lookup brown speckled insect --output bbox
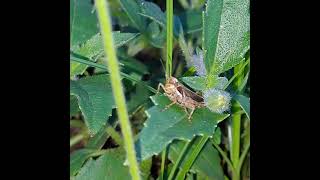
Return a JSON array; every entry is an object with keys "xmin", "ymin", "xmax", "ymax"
[{"xmin": 157, "ymin": 76, "xmax": 205, "ymax": 120}]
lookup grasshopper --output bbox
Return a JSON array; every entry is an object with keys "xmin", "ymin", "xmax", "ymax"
[{"xmin": 157, "ymin": 76, "xmax": 205, "ymax": 120}]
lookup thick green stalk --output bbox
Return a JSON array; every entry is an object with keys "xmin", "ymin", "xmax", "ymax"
[
  {"xmin": 166, "ymin": 0, "xmax": 173, "ymax": 78},
  {"xmin": 95, "ymin": 0, "xmax": 141, "ymax": 180},
  {"xmin": 230, "ymin": 61, "xmax": 245, "ymax": 180}
]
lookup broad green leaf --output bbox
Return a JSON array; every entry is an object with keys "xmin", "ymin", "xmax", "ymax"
[
  {"xmin": 203, "ymin": 0, "xmax": 250, "ymax": 75},
  {"xmin": 70, "ymin": 0, "xmax": 99, "ymax": 47},
  {"xmin": 119, "ymin": 0, "xmax": 146, "ymax": 31},
  {"xmin": 127, "ymin": 82, "xmax": 152, "ymax": 113},
  {"xmin": 135, "ymin": 94, "xmax": 229, "ymax": 161},
  {"xmin": 70, "ymin": 149, "xmax": 98, "ymax": 176},
  {"xmin": 75, "ymin": 148, "xmax": 131, "ymax": 180},
  {"xmin": 181, "ymin": 76, "xmax": 206, "ymax": 91},
  {"xmin": 181, "ymin": 76, "xmax": 228, "ymax": 91},
  {"xmin": 71, "ymin": 32, "xmax": 140, "ymax": 77},
  {"xmin": 146, "ymin": 21, "xmax": 166, "ymax": 48},
  {"xmin": 173, "ymin": 15, "xmax": 184, "ymax": 38},
  {"xmin": 70, "ymin": 75, "xmax": 115, "ymax": 135},
  {"xmin": 139, "ymin": 1, "xmax": 166, "ymax": 27},
  {"xmin": 179, "ymin": 10, "xmax": 203, "ymax": 34},
  {"xmin": 233, "ymin": 94, "xmax": 250, "ymax": 120},
  {"xmin": 70, "ymin": 95, "xmax": 80, "ymax": 116},
  {"xmin": 85, "ymin": 124, "xmax": 109, "ymax": 150},
  {"xmin": 138, "ymin": 2, "xmax": 183, "ymax": 39},
  {"xmin": 168, "ymin": 138, "xmax": 224, "ymax": 180}
]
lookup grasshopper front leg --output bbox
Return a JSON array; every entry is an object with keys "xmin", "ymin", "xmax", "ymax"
[{"xmin": 161, "ymin": 101, "xmax": 176, "ymax": 112}]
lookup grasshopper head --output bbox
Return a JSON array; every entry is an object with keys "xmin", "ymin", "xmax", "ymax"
[
  {"xmin": 167, "ymin": 77, "xmax": 179, "ymax": 85},
  {"xmin": 165, "ymin": 77, "xmax": 179, "ymax": 94}
]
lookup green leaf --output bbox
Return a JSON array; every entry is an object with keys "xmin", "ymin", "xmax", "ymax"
[
  {"xmin": 233, "ymin": 94, "xmax": 250, "ymax": 120},
  {"xmin": 181, "ymin": 76, "xmax": 206, "ymax": 91},
  {"xmin": 168, "ymin": 138, "xmax": 224, "ymax": 180},
  {"xmin": 70, "ymin": 75, "xmax": 115, "ymax": 135},
  {"xmin": 179, "ymin": 10, "xmax": 203, "ymax": 34},
  {"xmin": 181, "ymin": 76, "xmax": 228, "ymax": 91},
  {"xmin": 138, "ymin": 2, "xmax": 183, "ymax": 39},
  {"xmin": 203, "ymin": 0, "xmax": 250, "ymax": 75},
  {"xmin": 75, "ymin": 148, "xmax": 131, "ymax": 180},
  {"xmin": 139, "ymin": 1, "xmax": 166, "ymax": 27},
  {"xmin": 70, "ymin": 0, "xmax": 99, "ymax": 47},
  {"xmin": 140, "ymin": 158, "xmax": 152, "ymax": 180},
  {"xmin": 146, "ymin": 21, "xmax": 166, "ymax": 48},
  {"xmin": 70, "ymin": 95, "xmax": 80, "ymax": 116},
  {"xmin": 213, "ymin": 127, "xmax": 221, "ymax": 145},
  {"xmin": 70, "ymin": 149, "xmax": 98, "ymax": 176},
  {"xmin": 118, "ymin": 51, "xmax": 149, "ymax": 75},
  {"xmin": 127, "ymin": 35, "xmax": 148, "ymax": 56},
  {"xmin": 119, "ymin": 0, "xmax": 146, "ymax": 31},
  {"xmin": 127, "ymin": 82, "xmax": 152, "ymax": 113},
  {"xmin": 85, "ymin": 124, "xmax": 109, "ymax": 150},
  {"xmin": 70, "ymin": 32, "xmax": 140, "ymax": 77},
  {"xmin": 135, "ymin": 94, "xmax": 229, "ymax": 161}
]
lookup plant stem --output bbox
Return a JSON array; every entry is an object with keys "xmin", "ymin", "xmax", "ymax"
[
  {"xmin": 160, "ymin": 147, "xmax": 167, "ymax": 180},
  {"xmin": 230, "ymin": 61, "xmax": 245, "ymax": 180},
  {"xmin": 237, "ymin": 142, "xmax": 250, "ymax": 175},
  {"xmin": 176, "ymin": 136, "xmax": 209, "ymax": 180},
  {"xmin": 91, "ymin": 149, "xmax": 108, "ymax": 157},
  {"xmin": 106, "ymin": 126, "xmax": 124, "ymax": 147},
  {"xmin": 167, "ymin": 140, "xmax": 190, "ymax": 180},
  {"xmin": 223, "ymin": 59, "xmax": 249, "ymax": 90},
  {"xmin": 211, "ymin": 140, "xmax": 237, "ymax": 176},
  {"xmin": 166, "ymin": 0, "xmax": 173, "ymax": 78},
  {"xmin": 70, "ymin": 54, "xmax": 157, "ymax": 93},
  {"xmin": 70, "ymin": 134, "xmax": 85, "ymax": 147},
  {"xmin": 95, "ymin": 0, "xmax": 141, "ymax": 180}
]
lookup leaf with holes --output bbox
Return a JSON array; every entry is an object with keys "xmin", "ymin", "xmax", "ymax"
[
  {"xmin": 203, "ymin": 0, "xmax": 250, "ymax": 75},
  {"xmin": 135, "ymin": 94, "xmax": 229, "ymax": 161},
  {"xmin": 70, "ymin": 74, "xmax": 116, "ymax": 135}
]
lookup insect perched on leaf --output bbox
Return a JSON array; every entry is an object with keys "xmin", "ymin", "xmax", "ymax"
[{"xmin": 157, "ymin": 76, "xmax": 205, "ymax": 121}]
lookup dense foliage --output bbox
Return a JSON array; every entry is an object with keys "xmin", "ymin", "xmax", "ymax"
[{"xmin": 70, "ymin": 0, "xmax": 250, "ymax": 179}]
